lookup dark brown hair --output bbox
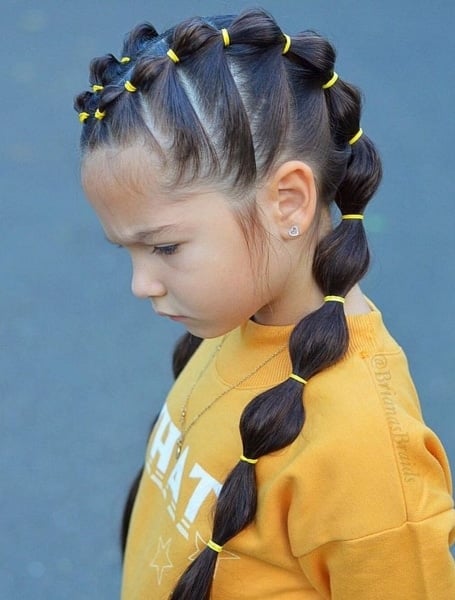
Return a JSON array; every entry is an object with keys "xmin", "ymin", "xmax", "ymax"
[{"xmin": 75, "ymin": 8, "xmax": 382, "ymax": 599}]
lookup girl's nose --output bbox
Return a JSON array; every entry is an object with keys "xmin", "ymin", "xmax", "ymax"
[{"xmin": 130, "ymin": 258, "xmax": 167, "ymax": 299}]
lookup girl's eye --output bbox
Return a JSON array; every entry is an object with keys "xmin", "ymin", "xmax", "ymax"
[{"xmin": 152, "ymin": 244, "xmax": 179, "ymax": 256}]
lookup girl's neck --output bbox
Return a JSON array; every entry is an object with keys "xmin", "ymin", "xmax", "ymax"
[
  {"xmin": 253, "ymin": 283, "xmax": 371, "ymax": 327},
  {"xmin": 344, "ymin": 285, "xmax": 372, "ymax": 315}
]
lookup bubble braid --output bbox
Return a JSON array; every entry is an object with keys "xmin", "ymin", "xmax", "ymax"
[{"xmin": 75, "ymin": 8, "xmax": 382, "ymax": 599}]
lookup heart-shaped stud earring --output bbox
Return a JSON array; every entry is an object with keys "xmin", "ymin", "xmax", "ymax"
[{"xmin": 288, "ymin": 225, "xmax": 300, "ymax": 237}]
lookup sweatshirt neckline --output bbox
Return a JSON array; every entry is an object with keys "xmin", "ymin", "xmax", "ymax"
[
  {"xmin": 237, "ymin": 299, "xmax": 384, "ymax": 358},
  {"xmin": 215, "ymin": 300, "xmax": 386, "ymax": 387}
]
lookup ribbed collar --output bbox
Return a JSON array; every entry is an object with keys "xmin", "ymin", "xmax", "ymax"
[{"xmin": 215, "ymin": 300, "xmax": 388, "ymax": 388}]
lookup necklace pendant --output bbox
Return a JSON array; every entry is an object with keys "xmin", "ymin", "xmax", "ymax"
[{"xmin": 176, "ymin": 438, "xmax": 183, "ymax": 459}]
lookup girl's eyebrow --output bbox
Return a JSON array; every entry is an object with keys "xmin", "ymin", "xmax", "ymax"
[{"xmin": 104, "ymin": 224, "xmax": 181, "ymax": 246}]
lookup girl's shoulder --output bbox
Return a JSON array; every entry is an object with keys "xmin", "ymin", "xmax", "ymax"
[
  {"xmin": 309, "ymin": 300, "xmax": 421, "ymax": 423},
  {"xmin": 271, "ymin": 303, "xmax": 454, "ymax": 554}
]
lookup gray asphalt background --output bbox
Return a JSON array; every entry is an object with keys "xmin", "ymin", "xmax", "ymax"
[{"xmin": 1, "ymin": 0, "xmax": 454, "ymax": 598}]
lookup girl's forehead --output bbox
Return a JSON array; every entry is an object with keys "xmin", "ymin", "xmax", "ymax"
[
  {"xmin": 82, "ymin": 144, "xmax": 160, "ymax": 192},
  {"xmin": 81, "ymin": 143, "xmax": 236, "ymax": 230},
  {"xmin": 81, "ymin": 143, "xmax": 220, "ymax": 203},
  {"xmin": 82, "ymin": 145, "xmax": 246, "ymax": 247}
]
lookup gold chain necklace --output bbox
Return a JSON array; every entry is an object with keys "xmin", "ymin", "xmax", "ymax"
[{"xmin": 175, "ymin": 337, "xmax": 288, "ymax": 459}]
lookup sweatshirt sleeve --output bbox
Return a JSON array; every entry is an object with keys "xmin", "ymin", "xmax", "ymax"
[
  {"xmin": 298, "ymin": 511, "xmax": 455, "ymax": 599},
  {"xmin": 288, "ymin": 349, "xmax": 455, "ymax": 599}
]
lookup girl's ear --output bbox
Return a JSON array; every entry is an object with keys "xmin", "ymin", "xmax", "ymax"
[{"xmin": 261, "ymin": 161, "xmax": 318, "ymax": 239}]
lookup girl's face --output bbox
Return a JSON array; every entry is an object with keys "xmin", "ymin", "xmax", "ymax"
[{"xmin": 82, "ymin": 144, "xmax": 301, "ymax": 339}]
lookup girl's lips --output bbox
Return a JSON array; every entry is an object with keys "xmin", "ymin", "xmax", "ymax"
[{"xmin": 156, "ymin": 312, "xmax": 186, "ymax": 321}]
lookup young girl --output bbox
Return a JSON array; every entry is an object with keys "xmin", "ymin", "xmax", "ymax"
[{"xmin": 75, "ymin": 8, "xmax": 455, "ymax": 599}]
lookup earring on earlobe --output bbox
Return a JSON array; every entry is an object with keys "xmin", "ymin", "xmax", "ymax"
[{"xmin": 288, "ymin": 225, "xmax": 300, "ymax": 237}]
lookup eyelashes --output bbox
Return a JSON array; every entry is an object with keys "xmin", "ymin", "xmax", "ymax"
[
  {"xmin": 152, "ymin": 244, "xmax": 179, "ymax": 256},
  {"xmin": 114, "ymin": 243, "xmax": 180, "ymax": 256}
]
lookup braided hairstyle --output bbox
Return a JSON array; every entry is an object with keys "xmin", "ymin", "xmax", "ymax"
[{"xmin": 75, "ymin": 8, "xmax": 382, "ymax": 599}]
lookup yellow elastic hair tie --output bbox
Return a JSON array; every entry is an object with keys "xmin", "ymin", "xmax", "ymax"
[
  {"xmin": 282, "ymin": 34, "xmax": 291, "ymax": 55},
  {"xmin": 348, "ymin": 128, "xmax": 363, "ymax": 145},
  {"xmin": 221, "ymin": 28, "xmax": 230, "ymax": 47},
  {"xmin": 120, "ymin": 56, "xmax": 131, "ymax": 64},
  {"xmin": 289, "ymin": 373, "xmax": 308, "ymax": 385},
  {"xmin": 124, "ymin": 80, "xmax": 137, "ymax": 93},
  {"xmin": 79, "ymin": 111, "xmax": 90, "ymax": 123},
  {"xmin": 240, "ymin": 454, "xmax": 258, "ymax": 465},
  {"xmin": 324, "ymin": 295, "xmax": 345, "ymax": 304},
  {"xmin": 342, "ymin": 214, "xmax": 364, "ymax": 220},
  {"xmin": 94, "ymin": 108, "xmax": 106, "ymax": 120},
  {"xmin": 167, "ymin": 49, "xmax": 180, "ymax": 64},
  {"xmin": 322, "ymin": 71, "xmax": 339, "ymax": 89},
  {"xmin": 92, "ymin": 84, "xmax": 104, "ymax": 92},
  {"xmin": 207, "ymin": 540, "xmax": 223, "ymax": 553}
]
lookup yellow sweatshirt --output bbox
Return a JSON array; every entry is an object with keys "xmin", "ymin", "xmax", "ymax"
[{"xmin": 122, "ymin": 305, "xmax": 455, "ymax": 599}]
